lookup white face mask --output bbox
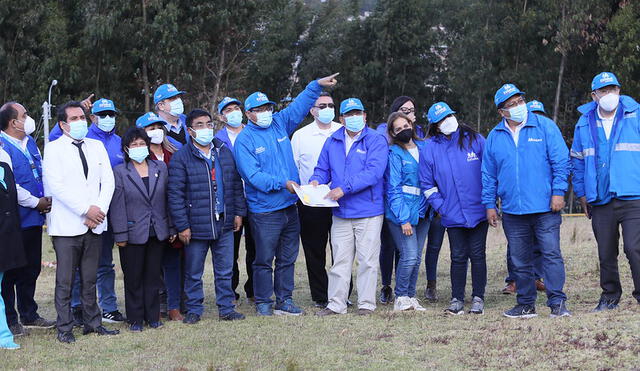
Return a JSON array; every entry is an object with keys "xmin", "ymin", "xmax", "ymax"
[
  {"xmin": 598, "ymin": 93, "xmax": 620, "ymax": 112},
  {"xmin": 439, "ymin": 116, "xmax": 459, "ymax": 135},
  {"xmin": 147, "ymin": 129, "xmax": 165, "ymax": 144},
  {"xmin": 17, "ymin": 116, "xmax": 36, "ymax": 136}
]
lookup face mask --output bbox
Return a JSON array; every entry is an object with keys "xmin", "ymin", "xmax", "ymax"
[
  {"xmin": 344, "ymin": 115, "xmax": 365, "ymax": 132},
  {"xmin": 317, "ymin": 108, "xmax": 335, "ymax": 124},
  {"xmin": 16, "ymin": 116, "xmax": 36, "ymax": 135},
  {"xmin": 169, "ymin": 98, "xmax": 184, "ymax": 116},
  {"xmin": 598, "ymin": 93, "xmax": 620, "ymax": 112},
  {"xmin": 395, "ymin": 128, "xmax": 413, "ymax": 143},
  {"xmin": 127, "ymin": 146, "xmax": 149, "ymax": 163},
  {"xmin": 225, "ymin": 110, "xmax": 243, "ymax": 128},
  {"xmin": 147, "ymin": 129, "xmax": 165, "ymax": 144},
  {"xmin": 439, "ymin": 116, "xmax": 459, "ymax": 135},
  {"xmin": 506, "ymin": 103, "xmax": 527, "ymax": 123},
  {"xmin": 66, "ymin": 120, "xmax": 88, "ymax": 140},
  {"xmin": 192, "ymin": 128, "xmax": 214, "ymax": 146},
  {"xmin": 255, "ymin": 111, "xmax": 273, "ymax": 128},
  {"xmin": 97, "ymin": 116, "xmax": 116, "ymax": 132}
]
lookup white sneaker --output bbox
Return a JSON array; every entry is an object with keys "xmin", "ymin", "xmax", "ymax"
[
  {"xmin": 410, "ymin": 297, "xmax": 427, "ymax": 311},
  {"xmin": 393, "ymin": 296, "xmax": 413, "ymax": 311}
]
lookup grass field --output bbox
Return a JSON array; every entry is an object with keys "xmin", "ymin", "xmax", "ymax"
[{"xmin": 3, "ymin": 217, "xmax": 639, "ymax": 370}]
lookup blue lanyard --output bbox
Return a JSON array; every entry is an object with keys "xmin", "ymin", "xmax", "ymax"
[{"xmin": 1, "ymin": 133, "xmax": 41, "ymax": 181}]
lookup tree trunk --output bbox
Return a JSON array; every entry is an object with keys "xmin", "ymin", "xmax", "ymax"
[
  {"xmin": 212, "ymin": 42, "xmax": 226, "ymax": 106},
  {"xmin": 142, "ymin": 0, "xmax": 150, "ymax": 112},
  {"xmin": 553, "ymin": 51, "xmax": 566, "ymax": 123}
]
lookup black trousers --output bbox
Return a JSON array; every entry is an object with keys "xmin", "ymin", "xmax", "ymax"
[
  {"xmin": 119, "ymin": 237, "xmax": 165, "ymax": 325},
  {"xmin": 232, "ymin": 219, "xmax": 256, "ymax": 299},
  {"xmin": 52, "ymin": 232, "xmax": 102, "ymax": 333},
  {"xmin": 591, "ymin": 199, "xmax": 640, "ymax": 303},
  {"xmin": 1, "ymin": 226, "xmax": 43, "ymax": 325},
  {"xmin": 298, "ymin": 203, "xmax": 333, "ymax": 303}
]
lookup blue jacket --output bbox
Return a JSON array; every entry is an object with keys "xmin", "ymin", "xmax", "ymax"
[
  {"xmin": 49, "ymin": 123, "xmax": 123, "ymax": 168},
  {"xmin": 384, "ymin": 141, "xmax": 427, "ymax": 225},
  {"xmin": 168, "ymin": 138, "xmax": 246, "ymax": 240},
  {"xmin": 481, "ymin": 112, "xmax": 570, "ymax": 215},
  {"xmin": 165, "ymin": 114, "xmax": 190, "ymax": 149},
  {"xmin": 571, "ymin": 96, "xmax": 640, "ymax": 204},
  {"xmin": 215, "ymin": 127, "xmax": 242, "ymax": 153},
  {"xmin": 420, "ymin": 130, "xmax": 486, "ymax": 228},
  {"xmin": 310, "ymin": 126, "xmax": 388, "ymax": 219},
  {"xmin": 234, "ymin": 80, "xmax": 322, "ymax": 213},
  {"xmin": 0, "ymin": 135, "xmax": 44, "ymax": 228}
]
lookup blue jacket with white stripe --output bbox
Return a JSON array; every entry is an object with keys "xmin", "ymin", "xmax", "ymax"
[
  {"xmin": 384, "ymin": 141, "xmax": 427, "ymax": 225},
  {"xmin": 571, "ymin": 95, "xmax": 640, "ymax": 203}
]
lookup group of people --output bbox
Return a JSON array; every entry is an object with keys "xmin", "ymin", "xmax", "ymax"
[{"xmin": 0, "ymin": 71, "xmax": 638, "ymax": 348}]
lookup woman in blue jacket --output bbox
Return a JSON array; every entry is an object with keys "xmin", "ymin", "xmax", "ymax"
[
  {"xmin": 384, "ymin": 112, "xmax": 429, "ymax": 312},
  {"xmin": 420, "ymin": 102, "xmax": 488, "ymax": 315}
]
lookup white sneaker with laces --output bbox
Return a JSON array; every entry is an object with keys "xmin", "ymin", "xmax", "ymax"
[
  {"xmin": 410, "ymin": 297, "xmax": 427, "ymax": 311},
  {"xmin": 393, "ymin": 296, "xmax": 413, "ymax": 311}
]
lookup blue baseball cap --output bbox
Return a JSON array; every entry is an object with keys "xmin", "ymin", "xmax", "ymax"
[
  {"xmin": 427, "ymin": 102, "xmax": 456, "ymax": 124},
  {"xmin": 340, "ymin": 98, "xmax": 365, "ymax": 115},
  {"xmin": 91, "ymin": 98, "xmax": 117, "ymax": 114},
  {"xmin": 153, "ymin": 83, "xmax": 186, "ymax": 105},
  {"xmin": 244, "ymin": 92, "xmax": 276, "ymax": 111},
  {"xmin": 494, "ymin": 83, "xmax": 525, "ymax": 108},
  {"xmin": 217, "ymin": 97, "xmax": 242, "ymax": 114},
  {"xmin": 526, "ymin": 100, "xmax": 546, "ymax": 114},
  {"xmin": 136, "ymin": 112, "xmax": 168, "ymax": 128},
  {"xmin": 591, "ymin": 72, "xmax": 620, "ymax": 91}
]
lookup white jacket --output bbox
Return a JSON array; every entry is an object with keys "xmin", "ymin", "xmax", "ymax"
[{"xmin": 43, "ymin": 134, "xmax": 114, "ymax": 236}]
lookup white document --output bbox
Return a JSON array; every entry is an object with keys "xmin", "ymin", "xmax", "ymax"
[{"xmin": 294, "ymin": 184, "xmax": 339, "ymax": 207}]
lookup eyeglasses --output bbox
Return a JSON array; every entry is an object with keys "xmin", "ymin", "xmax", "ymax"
[
  {"xmin": 96, "ymin": 114, "xmax": 115, "ymax": 119},
  {"xmin": 398, "ymin": 107, "xmax": 415, "ymax": 114},
  {"xmin": 250, "ymin": 105, "xmax": 273, "ymax": 113},
  {"xmin": 315, "ymin": 103, "xmax": 335, "ymax": 109},
  {"xmin": 502, "ymin": 97, "xmax": 526, "ymax": 110},
  {"xmin": 191, "ymin": 122, "xmax": 214, "ymax": 129}
]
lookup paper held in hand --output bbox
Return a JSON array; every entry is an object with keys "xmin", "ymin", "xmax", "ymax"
[{"xmin": 294, "ymin": 184, "xmax": 339, "ymax": 207}]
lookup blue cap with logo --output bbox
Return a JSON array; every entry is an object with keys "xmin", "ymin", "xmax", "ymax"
[
  {"xmin": 427, "ymin": 102, "xmax": 456, "ymax": 124},
  {"xmin": 494, "ymin": 83, "xmax": 525, "ymax": 108},
  {"xmin": 153, "ymin": 83, "xmax": 186, "ymax": 105},
  {"xmin": 217, "ymin": 97, "xmax": 242, "ymax": 114},
  {"xmin": 526, "ymin": 100, "xmax": 546, "ymax": 114},
  {"xmin": 136, "ymin": 112, "xmax": 168, "ymax": 128},
  {"xmin": 591, "ymin": 72, "xmax": 620, "ymax": 91},
  {"xmin": 91, "ymin": 98, "xmax": 117, "ymax": 114},
  {"xmin": 244, "ymin": 92, "xmax": 276, "ymax": 111},
  {"xmin": 340, "ymin": 98, "xmax": 365, "ymax": 115}
]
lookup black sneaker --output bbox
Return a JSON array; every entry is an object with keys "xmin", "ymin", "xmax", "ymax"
[
  {"xmin": 148, "ymin": 321, "xmax": 164, "ymax": 329},
  {"xmin": 550, "ymin": 301, "xmax": 572, "ymax": 318},
  {"xmin": 129, "ymin": 323, "xmax": 143, "ymax": 332},
  {"xmin": 102, "ymin": 310, "xmax": 125, "ymax": 323},
  {"xmin": 72, "ymin": 306, "xmax": 84, "ymax": 328},
  {"xmin": 183, "ymin": 313, "xmax": 201, "ymax": 324},
  {"xmin": 23, "ymin": 316, "xmax": 56, "ymax": 329},
  {"xmin": 57, "ymin": 330, "xmax": 75, "ymax": 344},
  {"xmin": 313, "ymin": 301, "xmax": 328, "ymax": 308},
  {"xmin": 83, "ymin": 325, "xmax": 120, "ymax": 336},
  {"xmin": 379, "ymin": 285, "xmax": 394, "ymax": 304},
  {"xmin": 9, "ymin": 323, "xmax": 26, "ymax": 337},
  {"xmin": 592, "ymin": 299, "xmax": 619, "ymax": 312},
  {"xmin": 219, "ymin": 311, "xmax": 245, "ymax": 321},
  {"xmin": 503, "ymin": 304, "xmax": 538, "ymax": 318}
]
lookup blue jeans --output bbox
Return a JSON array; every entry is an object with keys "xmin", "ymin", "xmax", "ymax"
[
  {"xmin": 162, "ymin": 245, "xmax": 182, "ymax": 311},
  {"xmin": 183, "ymin": 231, "xmax": 235, "ymax": 316},
  {"xmin": 249, "ymin": 205, "xmax": 300, "ymax": 305},
  {"xmin": 0, "ymin": 272, "xmax": 17, "ymax": 348},
  {"xmin": 506, "ymin": 238, "xmax": 543, "ymax": 282},
  {"xmin": 379, "ymin": 221, "xmax": 398, "ymax": 287},
  {"xmin": 388, "ymin": 218, "xmax": 430, "ymax": 297},
  {"xmin": 71, "ymin": 229, "xmax": 118, "ymax": 312},
  {"xmin": 425, "ymin": 216, "xmax": 445, "ymax": 281},
  {"xmin": 447, "ymin": 222, "xmax": 488, "ymax": 301},
  {"xmin": 502, "ymin": 212, "xmax": 567, "ymax": 307}
]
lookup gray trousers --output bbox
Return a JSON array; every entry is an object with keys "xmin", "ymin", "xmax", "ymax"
[
  {"xmin": 591, "ymin": 199, "xmax": 640, "ymax": 303},
  {"xmin": 52, "ymin": 232, "xmax": 102, "ymax": 332}
]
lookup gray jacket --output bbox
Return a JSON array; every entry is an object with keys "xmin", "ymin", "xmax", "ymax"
[{"xmin": 110, "ymin": 159, "xmax": 174, "ymax": 245}]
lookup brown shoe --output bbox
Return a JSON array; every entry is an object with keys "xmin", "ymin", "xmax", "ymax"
[
  {"xmin": 315, "ymin": 308, "xmax": 339, "ymax": 317},
  {"xmin": 502, "ymin": 281, "xmax": 516, "ymax": 295},
  {"xmin": 535, "ymin": 279, "xmax": 546, "ymax": 292},
  {"xmin": 357, "ymin": 308, "xmax": 374, "ymax": 316},
  {"xmin": 168, "ymin": 309, "xmax": 184, "ymax": 321}
]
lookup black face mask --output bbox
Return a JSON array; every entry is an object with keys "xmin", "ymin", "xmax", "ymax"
[{"xmin": 395, "ymin": 128, "xmax": 413, "ymax": 143}]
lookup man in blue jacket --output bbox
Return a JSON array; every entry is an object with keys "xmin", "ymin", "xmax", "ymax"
[
  {"xmin": 168, "ymin": 109, "xmax": 247, "ymax": 323},
  {"xmin": 0, "ymin": 102, "xmax": 55, "ymax": 335},
  {"xmin": 482, "ymin": 83, "xmax": 571, "ymax": 318},
  {"xmin": 571, "ymin": 72, "xmax": 640, "ymax": 311},
  {"xmin": 234, "ymin": 73, "xmax": 339, "ymax": 316},
  {"xmin": 154, "ymin": 83, "xmax": 190, "ymax": 149},
  {"xmin": 311, "ymin": 98, "xmax": 388, "ymax": 316}
]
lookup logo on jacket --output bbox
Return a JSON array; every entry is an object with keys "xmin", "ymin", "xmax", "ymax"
[
  {"xmin": 255, "ymin": 146, "xmax": 266, "ymax": 154},
  {"xmin": 277, "ymin": 136, "xmax": 287, "ymax": 142},
  {"xmin": 624, "ymin": 112, "xmax": 637, "ymax": 119},
  {"xmin": 528, "ymin": 138, "xmax": 542, "ymax": 142},
  {"xmin": 356, "ymin": 149, "xmax": 366, "ymax": 154},
  {"xmin": 466, "ymin": 151, "xmax": 479, "ymax": 162}
]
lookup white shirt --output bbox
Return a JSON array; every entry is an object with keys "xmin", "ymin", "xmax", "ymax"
[
  {"xmin": 408, "ymin": 146, "xmax": 419, "ymax": 163},
  {"xmin": 0, "ymin": 133, "xmax": 41, "ymax": 208},
  {"xmin": 597, "ymin": 108, "xmax": 616, "ymax": 140},
  {"xmin": 345, "ymin": 130, "xmax": 362, "ymax": 156},
  {"xmin": 43, "ymin": 134, "xmax": 115, "ymax": 236},
  {"xmin": 291, "ymin": 121, "xmax": 341, "ymax": 184},
  {"xmin": 507, "ymin": 116, "xmax": 527, "ymax": 147},
  {"xmin": 226, "ymin": 127, "xmax": 241, "ymax": 147}
]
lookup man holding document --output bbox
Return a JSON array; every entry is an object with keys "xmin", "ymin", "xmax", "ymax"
[{"xmin": 309, "ymin": 98, "xmax": 388, "ymax": 316}]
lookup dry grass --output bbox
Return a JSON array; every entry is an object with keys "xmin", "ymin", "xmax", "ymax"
[{"xmin": 3, "ymin": 217, "xmax": 639, "ymax": 370}]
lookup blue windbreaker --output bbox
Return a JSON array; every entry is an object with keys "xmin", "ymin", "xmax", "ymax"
[
  {"xmin": 234, "ymin": 80, "xmax": 322, "ymax": 213},
  {"xmin": 420, "ymin": 129, "xmax": 486, "ymax": 228},
  {"xmin": 384, "ymin": 141, "xmax": 427, "ymax": 225},
  {"xmin": 481, "ymin": 112, "xmax": 570, "ymax": 215},
  {"xmin": 310, "ymin": 126, "xmax": 388, "ymax": 219}
]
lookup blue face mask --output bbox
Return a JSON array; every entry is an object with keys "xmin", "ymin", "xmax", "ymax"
[
  {"xmin": 507, "ymin": 103, "xmax": 527, "ymax": 123},
  {"xmin": 97, "ymin": 116, "xmax": 116, "ymax": 132},
  {"xmin": 225, "ymin": 110, "xmax": 243, "ymax": 128},
  {"xmin": 317, "ymin": 108, "xmax": 335, "ymax": 124},
  {"xmin": 128, "ymin": 146, "xmax": 149, "ymax": 163},
  {"xmin": 67, "ymin": 120, "xmax": 88, "ymax": 140},
  {"xmin": 255, "ymin": 111, "xmax": 273, "ymax": 128},
  {"xmin": 192, "ymin": 128, "xmax": 214, "ymax": 146},
  {"xmin": 169, "ymin": 98, "xmax": 184, "ymax": 116},
  {"xmin": 344, "ymin": 114, "xmax": 365, "ymax": 132}
]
